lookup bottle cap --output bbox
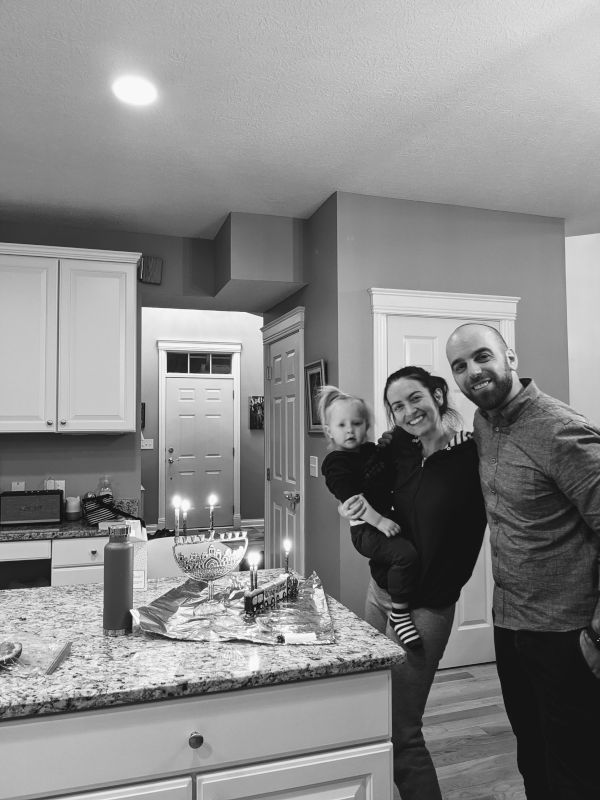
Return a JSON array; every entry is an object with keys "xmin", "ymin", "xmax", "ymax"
[{"xmin": 108, "ymin": 525, "xmax": 128, "ymax": 541}]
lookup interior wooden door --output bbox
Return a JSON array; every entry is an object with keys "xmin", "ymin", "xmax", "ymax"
[
  {"xmin": 265, "ymin": 329, "xmax": 304, "ymax": 573},
  {"xmin": 165, "ymin": 375, "xmax": 234, "ymax": 530}
]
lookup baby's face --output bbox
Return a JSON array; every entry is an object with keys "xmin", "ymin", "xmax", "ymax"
[{"xmin": 325, "ymin": 400, "xmax": 368, "ymax": 451}]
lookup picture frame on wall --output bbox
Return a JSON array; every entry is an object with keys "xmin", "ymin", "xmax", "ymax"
[
  {"xmin": 249, "ymin": 395, "xmax": 264, "ymax": 430},
  {"xmin": 305, "ymin": 359, "xmax": 327, "ymax": 434}
]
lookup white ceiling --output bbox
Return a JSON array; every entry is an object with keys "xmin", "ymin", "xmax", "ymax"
[{"xmin": 1, "ymin": 0, "xmax": 599, "ymax": 239}]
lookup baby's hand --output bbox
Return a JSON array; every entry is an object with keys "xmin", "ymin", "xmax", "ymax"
[
  {"xmin": 377, "ymin": 429, "xmax": 394, "ymax": 448},
  {"xmin": 339, "ymin": 494, "xmax": 366, "ymax": 520},
  {"xmin": 378, "ymin": 518, "xmax": 401, "ymax": 538}
]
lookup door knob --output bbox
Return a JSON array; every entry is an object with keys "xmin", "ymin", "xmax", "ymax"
[
  {"xmin": 168, "ymin": 457, "xmax": 174, "ymax": 464},
  {"xmin": 283, "ymin": 491, "xmax": 301, "ymax": 511}
]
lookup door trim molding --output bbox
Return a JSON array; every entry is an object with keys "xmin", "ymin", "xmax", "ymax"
[
  {"xmin": 261, "ymin": 308, "xmax": 306, "ymax": 575},
  {"xmin": 157, "ymin": 339, "xmax": 242, "ymax": 529},
  {"xmin": 368, "ymin": 288, "xmax": 520, "ymax": 436}
]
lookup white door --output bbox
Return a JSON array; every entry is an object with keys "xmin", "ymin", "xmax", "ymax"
[
  {"xmin": 0, "ymin": 254, "xmax": 58, "ymax": 432},
  {"xmin": 386, "ymin": 314, "xmax": 495, "ymax": 668},
  {"xmin": 264, "ymin": 328, "xmax": 304, "ymax": 573},
  {"xmin": 165, "ymin": 376, "xmax": 234, "ymax": 530}
]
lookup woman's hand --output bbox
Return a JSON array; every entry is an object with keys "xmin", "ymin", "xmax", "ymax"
[
  {"xmin": 339, "ymin": 494, "xmax": 366, "ymax": 520},
  {"xmin": 580, "ymin": 629, "xmax": 600, "ymax": 679}
]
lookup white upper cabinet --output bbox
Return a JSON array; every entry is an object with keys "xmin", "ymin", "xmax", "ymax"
[
  {"xmin": 0, "ymin": 243, "xmax": 140, "ymax": 433},
  {"xmin": 0, "ymin": 252, "xmax": 58, "ymax": 432}
]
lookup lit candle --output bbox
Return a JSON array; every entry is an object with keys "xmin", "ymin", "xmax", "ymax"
[
  {"xmin": 181, "ymin": 499, "xmax": 190, "ymax": 535},
  {"xmin": 207, "ymin": 493, "xmax": 218, "ymax": 531},
  {"xmin": 247, "ymin": 551, "xmax": 260, "ymax": 590},
  {"xmin": 283, "ymin": 538, "xmax": 292, "ymax": 573},
  {"xmin": 173, "ymin": 495, "xmax": 181, "ymax": 535}
]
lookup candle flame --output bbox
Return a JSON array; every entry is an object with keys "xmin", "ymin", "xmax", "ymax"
[
  {"xmin": 172, "ymin": 495, "xmax": 182, "ymax": 508},
  {"xmin": 247, "ymin": 551, "xmax": 260, "ymax": 568},
  {"xmin": 208, "ymin": 493, "xmax": 218, "ymax": 507},
  {"xmin": 181, "ymin": 499, "xmax": 191, "ymax": 512},
  {"xmin": 283, "ymin": 538, "xmax": 292, "ymax": 554}
]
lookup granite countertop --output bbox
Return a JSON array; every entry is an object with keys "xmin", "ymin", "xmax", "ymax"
[
  {"xmin": 0, "ymin": 574, "xmax": 404, "ymax": 721},
  {"xmin": 0, "ymin": 499, "xmax": 140, "ymax": 542}
]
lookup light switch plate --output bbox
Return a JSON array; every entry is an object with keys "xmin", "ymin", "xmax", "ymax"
[
  {"xmin": 54, "ymin": 479, "xmax": 66, "ymax": 494},
  {"xmin": 11, "ymin": 481, "xmax": 25, "ymax": 491},
  {"xmin": 44, "ymin": 479, "xmax": 55, "ymax": 490},
  {"xmin": 309, "ymin": 456, "xmax": 319, "ymax": 477},
  {"xmin": 141, "ymin": 438, "xmax": 154, "ymax": 450}
]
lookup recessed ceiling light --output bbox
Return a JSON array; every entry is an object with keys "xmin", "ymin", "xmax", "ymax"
[{"xmin": 112, "ymin": 75, "xmax": 158, "ymax": 106}]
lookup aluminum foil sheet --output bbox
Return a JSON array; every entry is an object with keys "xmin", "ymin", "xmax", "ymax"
[{"xmin": 131, "ymin": 571, "xmax": 335, "ymax": 645}]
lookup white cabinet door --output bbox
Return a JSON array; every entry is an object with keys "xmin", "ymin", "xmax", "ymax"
[
  {"xmin": 58, "ymin": 258, "xmax": 137, "ymax": 432},
  {"xmin": 196, "ymin": 743, "xmax": 393, "ymax": 800},
  {"xmin": 0, "ymin": 253, "xmax": 58, "ymax": 432},
  {"xmin": 54, "ymin": 777, "xmax": 192, "ymax": 800}
]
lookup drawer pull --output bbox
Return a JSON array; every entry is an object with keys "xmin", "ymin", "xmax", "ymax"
[
  {"xmin": 188, "ymin": 732, "xmax": 204, "ymax": 749},
  {"xmin": 90, "ymin": 549, "xmax": 98, "ymax": 556}
]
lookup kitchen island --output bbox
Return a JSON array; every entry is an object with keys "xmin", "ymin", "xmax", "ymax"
[{"xmin": 0, "ymin": 575, "xmax": 403, "ymax": 800}]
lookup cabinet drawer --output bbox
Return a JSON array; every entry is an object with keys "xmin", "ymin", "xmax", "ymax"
[
  {"xmin": 0, "ymin": 539, "xmax": 51, "ymax": 561},
  {"xmin": 196, "ymin": 743, "xmax": 392, "ymax": 799},
  {"xmin": 0, "ymin": 671, "xmax": 392, "ymax": 800},
  {"xmin": 52, "ymin": 537, "xmax": 108, "ymax": 567},
  {"xmin": 51, "ymin": 565, "xmax": 104, "ymax": 586}
]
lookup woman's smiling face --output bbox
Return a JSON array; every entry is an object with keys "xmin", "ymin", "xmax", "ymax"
[{"xmin": 385, "ymin": 377, "xmax": 443, "ymax": 438}]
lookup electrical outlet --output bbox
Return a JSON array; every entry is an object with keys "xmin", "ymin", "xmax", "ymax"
[
  {"xmin": 309, "ymin": 456, "xmax": 319, "ymax": 477},
  {"xmin": 11, "ymin": 481, "xmax": 25, "ymax": 491},
  {"xmin": 141, "ymin": 438, "xmax": 154, "ymax": 450},
  {"xmin": 54, "ymin": 479, "xmax": 66, "ymax": 494}
]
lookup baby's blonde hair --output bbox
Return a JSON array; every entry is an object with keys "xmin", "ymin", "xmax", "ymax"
[{"xmin": 317, "ymin": 385, "xmax": 372, "ymax": 447}]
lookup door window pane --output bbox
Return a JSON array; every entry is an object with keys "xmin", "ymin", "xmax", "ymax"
[
  {"xmin": 212, "ymin": 354, "xmax": 232, "ymax": 374},
  {"xmin": 166, "ymin": 352, "xmax": 188, "ymax": 373},
  {"xmin": 190, "ymin": 353, "xmax": 210, "ymax": 373}
]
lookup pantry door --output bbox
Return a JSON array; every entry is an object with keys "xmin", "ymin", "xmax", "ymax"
[
  {"xmin": 262, "ymin": 308, "xmax": 305, "ymax": 576},
  {"xmin": 370, "ymin": 288, "xmax": 519, "ymax": 668}
]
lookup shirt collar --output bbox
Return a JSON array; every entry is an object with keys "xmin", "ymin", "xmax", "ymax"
[{"xmin": 479, "ymin": 378, "xmax": 539, "ymax": 425}]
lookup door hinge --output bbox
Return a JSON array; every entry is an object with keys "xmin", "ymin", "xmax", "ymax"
[
  {"xmin": 265, "ymin": 366, "xmax": 272, "ymax": 381},
  {"xmin": 266, "ymin": 467, "xmax": 271, "ymax": 481}
]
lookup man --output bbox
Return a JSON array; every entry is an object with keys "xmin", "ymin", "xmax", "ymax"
[{"xmin": 446, "ymin": 322, "xmax": 600, "ymax": 800}]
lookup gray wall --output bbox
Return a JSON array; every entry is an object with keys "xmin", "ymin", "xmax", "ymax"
[
  {"xmin": 268, "ymin": 192, "xmax": 567, "ymax": 617},
  {"xmin": 141, "ymin": 308, "xmax": 264, "ymax": 524},
  {"xmin": 334, "ymin": 192, "xmax": 566, "ymax": 615}
]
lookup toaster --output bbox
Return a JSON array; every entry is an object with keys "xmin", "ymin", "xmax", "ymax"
[{"xmin": 0, "ymin": 490, "xmax": 63, "ymax": 525}]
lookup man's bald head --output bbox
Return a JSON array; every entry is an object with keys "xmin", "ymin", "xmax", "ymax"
[{"xmin": 446, "ymin": 323, "xmax": 520, "ymax": 412}]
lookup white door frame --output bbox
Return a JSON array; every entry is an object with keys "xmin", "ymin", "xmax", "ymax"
[
  {"xmin": 369, "ymin": 288, "xmax": 520, "ymax": 436},
  {"xmin": 157, "ymin": 339, "xmax": 242, "ymax": 529},
  {"xmin": 261, "ymin": 307, "xmax": 306, "ymax": 575}
]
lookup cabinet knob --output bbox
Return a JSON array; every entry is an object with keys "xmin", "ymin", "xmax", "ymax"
[
  {"xmin": 90, "ymin": 549, "xmax": 98, "ymax": 556},
  {"xmin": 188, "ymin": 732, "xmax": 204, "ymax": 749},
  {"xmin": 47, "ymin": 420, "xmax": 53, "ymax": 426},
  {"xmin": 60, "ymin": 420, "xmax": 67, "ymax": 425}
]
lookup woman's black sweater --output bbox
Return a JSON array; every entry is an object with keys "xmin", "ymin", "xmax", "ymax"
[{"xmin": 368, "ymin": 429, "xmax": 487, "ymax": 609}]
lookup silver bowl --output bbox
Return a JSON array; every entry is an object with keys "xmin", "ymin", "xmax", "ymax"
[{"xmin": 172, "ymin": 530, "xmax": 248, "ymax": 600}]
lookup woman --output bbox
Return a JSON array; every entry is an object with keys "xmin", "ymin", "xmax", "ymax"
[{"xmin": 341, "ymin": 366, "xmax": 487, "ymax": 800}]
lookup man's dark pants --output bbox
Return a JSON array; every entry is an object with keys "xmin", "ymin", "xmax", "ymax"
[{"xmin": 494, "ymin": 626, "xmax": 600, "ymax": 800}]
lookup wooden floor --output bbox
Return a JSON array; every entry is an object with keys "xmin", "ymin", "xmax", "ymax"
[{"xmin": 423, "ymin": 662, "xmax": 525, "ymax": 800}]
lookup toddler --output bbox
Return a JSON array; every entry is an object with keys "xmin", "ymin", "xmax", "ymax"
[{"xmin": 318, "ymin": 386, "xmax": 421, "ymax": 649}]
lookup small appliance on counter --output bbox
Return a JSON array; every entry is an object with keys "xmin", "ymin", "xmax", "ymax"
[{"xmin": 0, "ymin": 490, "xmax": 63, "ymax": 526}]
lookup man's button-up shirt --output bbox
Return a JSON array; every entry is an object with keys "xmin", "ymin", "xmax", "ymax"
[{"xmin": 474, "ymin": 379, "xmax": 600, "ymax": 631}]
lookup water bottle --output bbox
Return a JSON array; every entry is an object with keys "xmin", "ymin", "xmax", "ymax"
[
  {"xmin": 98, "ymin": 475, "xmax": 114, "ymax": 500},
  {"xmin": 103, "ymin": 525, "xmax": 133, "ymax": 636}
]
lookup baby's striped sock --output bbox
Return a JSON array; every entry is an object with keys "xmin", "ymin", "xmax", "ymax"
[{"xmin": 389, "ymin": 609, "xmax": 422, "ymax": 650}]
